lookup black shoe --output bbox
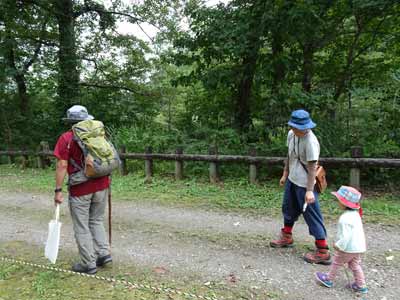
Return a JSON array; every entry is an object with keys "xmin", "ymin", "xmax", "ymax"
[
  {"xmin": 96, "ymin": 254, "xmax": 112, "ymax": 267},
  {"xmin": 72, "ymin": 263, "xmax": 97, "ymax": 275}
]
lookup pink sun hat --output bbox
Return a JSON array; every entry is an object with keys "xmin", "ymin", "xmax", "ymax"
[{"xmin": 331, "ymin": 186, "xmax": 362, "ymax": 209}]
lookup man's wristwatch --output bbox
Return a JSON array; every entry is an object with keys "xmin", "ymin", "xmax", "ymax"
[{"xmin": 54, "ymin": 188, "xmax": 62, "ymax": 193}]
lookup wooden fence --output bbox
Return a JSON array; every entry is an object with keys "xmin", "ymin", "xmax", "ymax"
[{"xmin": 1, "ymin": 144, "xmax": 399, "ymax": 189}]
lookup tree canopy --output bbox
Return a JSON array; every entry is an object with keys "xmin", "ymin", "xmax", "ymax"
[{"xmin": 0, "ymin": 0, "xmax": 399, "ymax": 159}]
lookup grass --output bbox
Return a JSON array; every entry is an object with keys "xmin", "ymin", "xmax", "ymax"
[
  {"xmin": 0, "ymin": 164, "xmax": 399, "ymax": 224},
  {"xmin": 0, "ymin": 261, "xmax": 162, "ymax": 300},
  {"xmin": 0, "ymin": 241, "xmax": 281, "ymax": 300}
]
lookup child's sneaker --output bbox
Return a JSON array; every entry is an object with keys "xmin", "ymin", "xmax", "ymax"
[
  {"xmin": 315, "ymin": 272, "xmax": 333, "ymax": 288},
  {"xmin": 346, "ymin": 282, "xmax": 368, "ymax": 294}
]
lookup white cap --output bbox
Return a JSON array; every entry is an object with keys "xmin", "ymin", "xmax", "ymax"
[{"xmin": 63, "ymin": 105, "xmax": 94, "ymax": 122}]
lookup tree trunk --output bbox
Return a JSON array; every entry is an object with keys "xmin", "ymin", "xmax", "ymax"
[
  {"xmin": 271, "ymin": 32, "xmax": 285, "ymax": 96},
  {"xmin": 14, "ymin": 73, "xmax": 29, "ymax": 115},
  {"xmin": 4, "ymin": 29, "xmax": 30, "ymax": 116},
  {"xmin": 302, "ymin": 42, "xmax": 314, "ymax": 93},
  {"xmin": 235, "ymin": 55, "xmax": 256, "ymax": 132},
  {"xmin": 333, "ymin": 16, "xmax": 364, "ymax": 103},
  {"xmin": 53, "ymin": 0, "xmax": 80, "ymax": 112},
  {"xmin": 268, "ymin": 31, "xmax": 286, "ymax": 131},
  {"xmin": 234, "ymin": 1, "xmax": 268, "ymax": 133}
]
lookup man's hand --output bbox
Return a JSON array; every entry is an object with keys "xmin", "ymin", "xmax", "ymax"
[
  {"xmin": 55, "ymin": 159, "xmax": 68, "ymax": 205},
  {"xmin": 279, "ymin": 175, "xmax": 287, "ymax": 186},
  {"xmin": 305, "ymin": 191, "xmax": 315, "ymax": 204},
  {"xmin": 280, "ymin": 159, "xmax": 289, "ymax": 187},
  {"xmin": 279, "ymin": 170, "xmax": 288, "ymax": 186},
  {"xmin": 54, "ymin": 191, "xmax": 64, "ymax": 204}
]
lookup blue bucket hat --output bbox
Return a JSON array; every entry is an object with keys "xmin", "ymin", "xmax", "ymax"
[{"xmin": 288, "ymin": 109, "xmax": 316, "ymax": 130}]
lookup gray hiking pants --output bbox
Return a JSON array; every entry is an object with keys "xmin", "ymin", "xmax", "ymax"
[{"xmin": 69, "ymin": 189, "xmax": 110, "ymax": 268}]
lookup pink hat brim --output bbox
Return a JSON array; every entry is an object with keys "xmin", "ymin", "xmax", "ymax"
[{"xmin": 331, "ymin": 191, "xmax": 360, "ymax": 209}]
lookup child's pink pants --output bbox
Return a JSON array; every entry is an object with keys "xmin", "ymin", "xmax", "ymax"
[{"xmin": 327, "ymin": 250, "xmax": 365, "ymax": 287}]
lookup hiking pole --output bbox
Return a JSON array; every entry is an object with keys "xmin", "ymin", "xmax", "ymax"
[{"xmin": 108, "ymin": 176, "xmax": 112, "ymax": 248}]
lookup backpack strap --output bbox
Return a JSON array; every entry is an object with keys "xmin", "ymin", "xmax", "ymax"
[
  {"xmin": 293, "ymin": 136, "xmax": 318, "ymax": 173},
  {"xmin": 69, "ymin": 158, "xmax": 83, "ymax": 171},
  {"xmin": 66, "ymin": 134, "xmax": 86, "ymax": 173}
]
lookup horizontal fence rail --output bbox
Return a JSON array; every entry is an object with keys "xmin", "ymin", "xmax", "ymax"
[
  {"xmin": 1, "ymin": 150, "xmax": 400, "ymax": 167},
  {"xmin": 1, "ymin": 145, "xmax": 399, "ymax": 189}
]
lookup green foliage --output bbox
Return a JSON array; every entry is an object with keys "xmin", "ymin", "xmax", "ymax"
[
  {"xmin": 0, "ymin": 0, "xmax": 399, "ymax": 186},
  {"xmin": 114, "ymin": 124, "xmax": 182, "ymax": 153},
  {"xmin": 32, "ymin": 271, "xmax": 56, "ymax": 296},
  {"xmin": 0, "ymin": 264, "xmax": 21, "ymax": 280},
  {"xmin": 168, "ymin": 0, "xmax": 400, "ymax": 162}
]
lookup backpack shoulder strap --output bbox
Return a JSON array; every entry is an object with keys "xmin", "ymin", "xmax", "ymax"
[
  {"xmin": 294, "ymin": 136, "xmax": 319, "ymax": 173},
  {"xmin": 69, "ymin": 157, "xmax": 83, "ymax": 171},
  {"xmin": 67, "ymin": 132, "xmax": 85, "ymax": 171}
]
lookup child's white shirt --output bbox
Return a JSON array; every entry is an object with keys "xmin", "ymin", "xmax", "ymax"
[{"xmin": 335, "ymin": 210, "xmax": 366, "ymax": 253}]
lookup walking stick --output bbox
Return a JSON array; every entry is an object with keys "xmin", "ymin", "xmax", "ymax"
[{"xmin": 108, "ymin": 177, "xmax": 112, "ymax": 248}]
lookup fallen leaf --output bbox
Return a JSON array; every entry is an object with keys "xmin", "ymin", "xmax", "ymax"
[
  {"xmin": 153, "ymin": 266, "xmax": 168, "ymax": 274},
  {"xmin": 226, "ymin": 273, "xmax": 238, "ymax": 283},
  {"xmin": 386, "ymin": 256, "xmax": 394, "ymax": 261}
]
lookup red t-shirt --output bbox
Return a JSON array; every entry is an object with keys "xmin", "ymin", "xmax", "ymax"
[{"xmin": 54, "ymin": 131, "xmax": 110, "ymax": 197}]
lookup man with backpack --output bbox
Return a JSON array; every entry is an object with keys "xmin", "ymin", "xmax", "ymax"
[{"xmin": 54, "ymin": 105, "xmax": 114, "ymax": 274}]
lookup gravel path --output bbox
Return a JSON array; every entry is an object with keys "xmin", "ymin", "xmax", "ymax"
[{"xmin": 0, "ymin": 190, "xmax": 398, "ymax": 300}]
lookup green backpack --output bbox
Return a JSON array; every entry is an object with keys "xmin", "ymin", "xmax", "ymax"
[{"xmin": 68, "ymin": 120, "xmax": 120, "ymax": 186}]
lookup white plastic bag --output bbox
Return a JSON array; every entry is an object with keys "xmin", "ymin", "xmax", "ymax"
[{"xmin": 45, "ymin": 205, "xmax": 62, "ymax": 264}]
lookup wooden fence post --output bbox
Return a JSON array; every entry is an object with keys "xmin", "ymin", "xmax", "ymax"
[
  {"xmin": 43, "ymin": 141, "xmax": 51, "ymax": 168},
  {"xmin": 175, "ymin": 146, "xmax": 184, "ymax": 180},
  {"xmin": 21, "ymin": 147, "xmax": 29, "ymax": 169},
  {"xmin": 37, "ymin": 143, "xmax": 43, "ymax": 168},
  {"xmin": 209, "ymin": 146, "xmax": 219, "ymax": 184},
  {"xmin": 350, "ymin": 146, "xmax": 363, "ymax": 189},
  {"xmin": 119, "ymin": 145, "xmax": 128, "ymax": 176},
  {"xmin": 37, "ymin": 141, "xmax": 50, "ymax": 169},
  {"xmin": 7, "ymin": 147, "xmax": 14, "ymax": 164},
  {"xmin": 144, "ymin": 146, "xmax": 153, "ymax": 183},
  {"xmin": 249, "ymin": 148, "xmax": 258, "ymax": 184}
]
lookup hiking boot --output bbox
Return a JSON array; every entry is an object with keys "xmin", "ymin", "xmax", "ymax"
[
  {"xmin": 270, "ymin": 231, "xmax": 294, "ymax": 248},
  {"xmin": 72, "ymin": 263, "xmax": 97, "ymax": 275},
  {"xmin": 96, "ymin": 254, "xmax": 112, "ymax": 267},
  {"xmin": 303, "ymin": 247, "xmax": 331, "ymax": 265},
  {"xmin": 346, "ymin": 282, "xmax": 368, "ymax": 294},
  {"xmin": 315, "ymin": 272, "xmax": 333, "ymax": 288}
]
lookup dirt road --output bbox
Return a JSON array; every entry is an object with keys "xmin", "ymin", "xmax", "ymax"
[{"xmin": 0, "ymin": 190, "xmax": 398, "ymax": 300}]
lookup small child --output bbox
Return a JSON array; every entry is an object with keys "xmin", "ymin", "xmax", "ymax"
[{"xmin": 315, "ymin": 186, "xmax": 368, "ymax": 294}]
